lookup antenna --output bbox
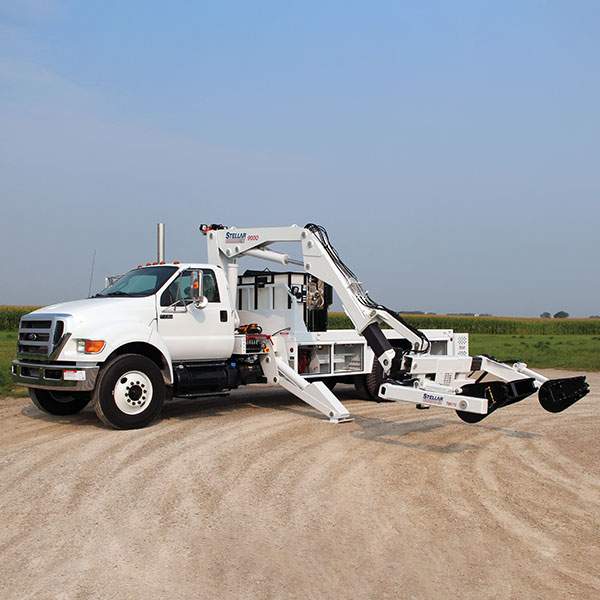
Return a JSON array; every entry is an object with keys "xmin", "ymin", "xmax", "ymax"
[{"xmin": 88, "ymin": 249, "xmax": 97, "ymax": 297}]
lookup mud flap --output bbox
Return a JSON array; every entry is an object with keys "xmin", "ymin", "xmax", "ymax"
[
  {"xmin": 538, "ymin": 376, "xmax": 590, "ymax": 413},
  {"xmin": 456, "ymin": 378, "xmax": 537, "ymax": 423}
]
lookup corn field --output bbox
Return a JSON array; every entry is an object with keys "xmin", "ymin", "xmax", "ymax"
[
  {"xmin": 0, "ymin": 307, "xmax": 39, "ymax": 330},
  {"xmin": 328, "ymin": 312, "xmax": 600, "ymax": 335}
]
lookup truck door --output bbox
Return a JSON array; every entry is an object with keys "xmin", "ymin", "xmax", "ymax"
[{"xmin": 157, "ymin": 268, "xmax": 234, "ymax": 360}]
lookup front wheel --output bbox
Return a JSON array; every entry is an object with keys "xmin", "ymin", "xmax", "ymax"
[
  {"xmin": 92, "ymin": 354, "xmax": 166, "ymax": 429},
  {"xmin": 30, "ymin": 388, "xmax": 91, "ymax": 415}
]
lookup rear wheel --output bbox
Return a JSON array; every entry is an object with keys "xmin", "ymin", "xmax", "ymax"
[
  {"xmin": 30, "ymin": 389, "xmax": 91, "ymax": 415},
  {"xmin": 92, "ymin": 354, "xmax": 166, "ymax": 429},
  {"xmin": 366, "ymin": 360, "xmax": 385, "ymax": 399},
  {"xmin": 354, "ymin": 359, "xmax": 385, "ymax": 401}
]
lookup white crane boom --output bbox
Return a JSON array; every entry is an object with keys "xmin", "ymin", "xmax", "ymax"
[{"xmin": 205, "ymin": 223, "xmax": 426, "ymax": 374}]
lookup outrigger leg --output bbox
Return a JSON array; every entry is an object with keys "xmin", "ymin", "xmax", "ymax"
[{"xmin": 260, "ymin": 354, "xmax": 353, "ymax": 423}]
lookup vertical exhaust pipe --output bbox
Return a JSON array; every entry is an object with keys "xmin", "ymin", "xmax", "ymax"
[{"xmin": 157, "ymin": 223, "xmax": 165, "ymax": 262}]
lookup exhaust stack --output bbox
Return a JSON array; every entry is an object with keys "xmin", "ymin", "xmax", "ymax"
[{"xmin": 157, "ymin": 223, "xmax": 165, "ymax": 262}]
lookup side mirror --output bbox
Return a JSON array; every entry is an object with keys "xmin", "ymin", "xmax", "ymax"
[
  {"xmin": 191, "ymin": 270, "xmax": 208, "ymax": 309},
  {"xmin": 194, "ymin": 296, "xmax": 208, "ymax": 309}
]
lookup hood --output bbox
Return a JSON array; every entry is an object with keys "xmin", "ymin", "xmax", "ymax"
[{"xmin": 29, "ymin": 296, "xmax": 157, "ymax": 325}]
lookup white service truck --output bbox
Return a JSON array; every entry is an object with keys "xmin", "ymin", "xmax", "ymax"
[{"xmin": 12, "ymin": 223, "xmax": 589, "ymax": 429}]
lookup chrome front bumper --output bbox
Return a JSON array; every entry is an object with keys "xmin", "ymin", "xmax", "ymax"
[{"xmin": 11, "ymin": 360, "xmax": 99, "ymax": 392}]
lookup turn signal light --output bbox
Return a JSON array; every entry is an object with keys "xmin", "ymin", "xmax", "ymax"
[
  {"xmin": 77, "ymin": 339, "xmax": 106, "ymax": 354},
  {"xmin": 85, "ymin": 340, "xmax": 105, "ymax": 353}
]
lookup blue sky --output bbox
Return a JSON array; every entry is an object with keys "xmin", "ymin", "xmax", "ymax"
[{"xmin": 1, "ymin": 1, "xmax": 599, "ymax": 315}]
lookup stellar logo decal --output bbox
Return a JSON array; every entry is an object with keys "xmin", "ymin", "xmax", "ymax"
[
  {"xmin": 423, "ymin": 392, "xmax": 444, "ymax": 404},
  {"xmin": 225, "ymin": 232, "xmax": 259, "ymax": 243}
]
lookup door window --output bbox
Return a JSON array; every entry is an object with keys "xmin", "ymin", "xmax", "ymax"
[
  {"xmin": 202, "ymin": 271, "xmax": 220, "ymax": 302},
  {"xmin": 161, "ymin": 269, "xmax": 220, "ymax": 306}
]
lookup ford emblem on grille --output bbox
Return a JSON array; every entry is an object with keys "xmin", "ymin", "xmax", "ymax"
[{"xmin": 28, "ymin": 333, "xmax": 37, "ymax": 341}]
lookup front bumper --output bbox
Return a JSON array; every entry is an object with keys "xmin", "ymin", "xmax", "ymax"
[{"xmin": 11, "ymin": 360, "xmax": 99, "ymax": 392}]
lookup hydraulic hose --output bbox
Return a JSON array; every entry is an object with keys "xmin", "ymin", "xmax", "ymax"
[{"xmin": 304, "ymin": 223, "xmax": 430, "ymax": 353}]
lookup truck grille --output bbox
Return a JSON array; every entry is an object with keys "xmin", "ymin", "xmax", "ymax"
[{"xmin": 18, "ymin": 316, "xmax": 66, "ymax": 359}]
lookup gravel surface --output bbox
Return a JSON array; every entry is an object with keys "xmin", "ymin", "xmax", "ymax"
[{"xmin": 1, "ymin": 370, "xmax": 599, "ymax": 599}]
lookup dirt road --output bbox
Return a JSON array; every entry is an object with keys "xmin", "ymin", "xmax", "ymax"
[{"xmin": 1, "ymin": 370, "xmax": 599, "ymax": 599}]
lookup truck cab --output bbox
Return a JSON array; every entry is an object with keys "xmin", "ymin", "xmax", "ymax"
[{"xmin": 12, "ymin": 263, "xmax": 240, "ymax": 428}]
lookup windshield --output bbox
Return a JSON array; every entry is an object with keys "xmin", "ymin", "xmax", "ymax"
[{"xmin": 94, "ymin": 266, "xmax": 178, "ymax": 298}]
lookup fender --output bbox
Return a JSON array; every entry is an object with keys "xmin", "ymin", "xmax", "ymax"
[
  {"xmin": 147, "ymin": 321, "xmax": 175, "ymax": 384},
  {"xmin": 61, "ymin": 320, "xmax": 175, "ymax": 385}
]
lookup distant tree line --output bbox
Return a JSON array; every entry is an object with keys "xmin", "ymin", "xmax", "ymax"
[{"xmin": 538, "ymin": 311, "xmax": 600, "ymax": 319}]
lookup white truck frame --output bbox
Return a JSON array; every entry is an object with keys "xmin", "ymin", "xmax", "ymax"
[{"xmin": 12, "ymin": 222, "xmax": 589, "ymax": 429}]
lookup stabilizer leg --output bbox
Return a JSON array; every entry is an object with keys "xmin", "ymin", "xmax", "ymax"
[{"xmin": 260, "ymin": 355, "xmax": 353, "ymax": 423}]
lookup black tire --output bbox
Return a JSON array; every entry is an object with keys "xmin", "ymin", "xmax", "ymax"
[
  {"xmin": 29, "ymin": 388, "xmax": 91, "ymax": 416},
  {"xmin": 92, "ymin": 354, "xmax": 165, "ymax": 430},
  {"xmin": 455, "ymin": 410, "xmax": 487, "ymax": 424},
  {"xmin": 366, "ymin": 359, "xmax": 385, "ymax": 399},
  {"xmin": 354, "ymin": 358, "xmax": 385, "ymax": 401}
]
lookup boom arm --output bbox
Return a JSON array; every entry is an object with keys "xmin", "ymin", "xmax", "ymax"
[{"xmin": 203, "ymin": 223, "xmax": 427, "ymax": 374}]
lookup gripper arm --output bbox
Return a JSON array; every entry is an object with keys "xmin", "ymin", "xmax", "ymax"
[{"xmin": 203, "ymin": 224, "xmax": 427, "ymax": 373}]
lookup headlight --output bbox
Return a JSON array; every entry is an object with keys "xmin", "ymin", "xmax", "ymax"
[{"xmin": 76, "ymin": 339, "xmax": 106, "ymax": 354}]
